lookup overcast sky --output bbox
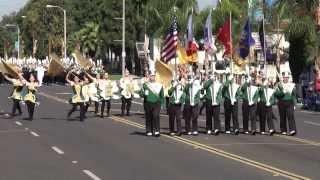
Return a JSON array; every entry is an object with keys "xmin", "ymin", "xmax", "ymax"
[{"xmin": 0, "ymin": 0, "xmax": 212, "ymax": 20}]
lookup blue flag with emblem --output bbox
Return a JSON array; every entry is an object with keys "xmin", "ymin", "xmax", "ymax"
[{"xmin": 239, "ymin": 20, "xmax": 255, "ymax": 59}]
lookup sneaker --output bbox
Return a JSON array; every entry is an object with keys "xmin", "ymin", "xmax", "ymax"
[
  {"xmin": 187, "ymin": 132, "xmax": 192, "ymax": 135},
  {"xmin": 207, "ymin": 130, "xmax": 212, "ymax": 135},
  {"xmin": 244, "ymin": 131, "xmax": 250, "ymax": 134},
  {"xmin": 225, "ymin": 131, "xmax": 231, "ymax": 134},
  {"xmin": 261, "ymin": 131, "xmax": 267, "ymax": 135},
  {"xmin": 281, "ymin": 132, "xmax": 287, "ymax": 135},
  {"xmin": 289, "ymin": 130, "xmax": 296, "ymax": 136},
  {"xmin": 269, "ymin": 129, "xmax": 275, "ymax": 136},
  {"xmin": 146, "ymin": 132, "xmax": 152, "ymax": 136},
  {"xmin": 251, "ymin": 131, "xmax": 256, "ymax": 135},
  {"xmin": 169, "ymin": 132, "xmax": 176, "ymax": 136},
  {"xmin": 193, "ymin": 131, "xmax": 199, "ymax": 136}
]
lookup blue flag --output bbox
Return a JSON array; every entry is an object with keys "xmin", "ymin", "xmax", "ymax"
[{"xmin": 239, "ymin": 20, "xmax": 255, "ymax": 59}]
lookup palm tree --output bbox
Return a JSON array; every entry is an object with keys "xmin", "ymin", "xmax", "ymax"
[{"xmin": 74, "ymin": 22, "xmax": 100, "ymax": 58}]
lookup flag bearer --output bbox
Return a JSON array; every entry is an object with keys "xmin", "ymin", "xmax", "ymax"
[
  {"xmin": 167, "ymin": 79, "xmax": 185, "ymax": 136},
  {"xmin": 241, "ymin": 74, "xmax": 259, "ymax": 135},
  {"xmin": 183, "ymin": 73, "xmax": 202, "ymax": 135},
  {"xmin": 259, "ymin": 78, "xmax": 276, "ymax": 135},
  {"xmin": 222, "ymin": 73, "xmax": 241, "ymax": 135},
  {"xmin": 140, "ymin": 71, "xmax": 164, "ymax": 137},
  {"xmin": 276, "ymin": 72, "xmax": 297, "ymax": 136},
  {"xmin": 203, "ymin": 72, "xmax": 223, "ymax": 135}
]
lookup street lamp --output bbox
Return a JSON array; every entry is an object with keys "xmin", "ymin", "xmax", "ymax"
[
  {"xmin": 5, "ymin": 24, "xmax": 20, "ymax": 59},
  {"xmin": 114, "ymin": 0, "xmax": 126, "ymax": 77},
  {"xmin": 46, "ymin": 4, "xmax": 67, "ymax": 60}
]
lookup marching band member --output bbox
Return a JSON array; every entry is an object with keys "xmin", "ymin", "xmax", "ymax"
[
  {"xmin": 81, "ymin": 75, "xmax": 91, "ymax": 118},
  {"xmin": 120, "ymin": 70, "xmax": 134, "ymax": 116},
  {"xmin": 3, "ymin": 73, "xmax": 24, "ymax": 117},
  {"xmin": 140, "ymin": 71, "xmax": 164, "ymax": 137},
  {"xmin": 21, "ymin": 73, "xmax": 40, "ymax": 120},
  {"xmin": 275, "ymin": 72, "xmax": 297, "ymax": 136},
  {"xmin": 99, "ymin": 73, "xmax": 118, "ymax": 117},
  {"xmin": 167, "ymin": 78, "xmax": 185, "ymax": 136},
  {"xmin": 203, "ymin": 72, "xmax": 223, "ymax": 135},
  {"xmin": 259, "ymin": 78, "xmax": 276, "ymax": 135},
  {"xmin": 222, "ymin": 73, "xmax": 241, "ymax": 135},
  {"xmin": 183, "ymin": 72, "xmax": 202, "ymax": 135},
  {"xmin": 85, "ymin": 72, "xmax": 102, "ymax": 115},
  {"xmin": 66, "ymin": 71, "xmax": 86, "ymax": 122},
  {"xmin": 241, "ymin": 74, "xmax": 259, "ymax": 135}
]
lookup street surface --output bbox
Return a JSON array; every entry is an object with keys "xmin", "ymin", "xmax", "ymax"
[{"xmin": 0, "ymin": 84, "xmax": 319, "ymax": 180}]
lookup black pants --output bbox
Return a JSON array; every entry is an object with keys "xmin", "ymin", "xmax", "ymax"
[
  {"xmin": 200, "ymin": 102, "xmax": 206, "ymax": 115},
  {"xmin": 168, "ymin": 104, "xmax": 182, "ymax": 133},
  {"xmin": 94, "ymin": 101, "xmax": 99, "ymax": 114},
  {"xmin": 145, "ymin": 102, "xmax": 161, "ymax": 133},
  {"xmin": 242, "ymin": 100, "xmax": 257, "ymax": 132},
  {"xmin": 224, "ymin": 99, "xmax": 239, "ymax": 131},
  {"xmin": 12, "ymin": 99, "xmax": 22, "ymax": 115},
  {"xmin": 264, "ymin": 106, "xmax": 275, "ymax": 131},
  {"xmin": 25, "ymin": 101, "xmax": 35, "ymax": 120},
  {"xmin": 184, "ymin": 104, "xmax": 199, "ymax": 132},
  {"xmin": 121, "ymin": 97, "xmax": 132, "ymax": 115},
  {"xmin": 101, "ymin": 100, "xmax": 111, "ymax": 116},
  {"xmin": 278, "ymin": 100, "xmax": 296, "ymax": 132},
  {"xmin": 68, "ymin": 103, "xmax": 85, "ymax": 121},
  {"xmin": 205, "ymin": 102, "xmax": 221, "ymax": 131}
]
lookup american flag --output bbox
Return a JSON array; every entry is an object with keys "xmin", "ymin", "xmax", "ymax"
[{"xmin": 161, "ymin": 16, "xmax": 178, "ymax": 63}]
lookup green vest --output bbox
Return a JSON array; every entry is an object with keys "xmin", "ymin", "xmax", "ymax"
[
  {"xmin": 140, "ymin": 82, "xmax": 164, "ymax": 104},
  {"xmin": 240, "ymin": 82, "xmax": 259, "ymax": 105},
  {"xmin": 168, "ymin": 85, "xmax": 185, "ymax": 105},
  {"xmin": 184, "ymin": 82, "xmax": 201, "ymax": 106},
  {"xmin": 259, "ymin": 86, "xmax": 276, "ymax": 106},
  {"xmin": 222, "ymin": 80, "xmax": 242, "ymax": 104},
  {"xmin": 203, "ymin": 79, "xmax": 223, "ymax": 105},
  {"xmin": 275, "ymin": 83, "xmax": 296, "ymax": 102}
]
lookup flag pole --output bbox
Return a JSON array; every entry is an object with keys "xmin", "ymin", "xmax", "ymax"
[
  {"xmin": 230, "ymin": 11, "xmax": 233, "ymax": 75},
  {"xmin": 262, "ymin": 9, "xmax": 267, "ymax": 77}
]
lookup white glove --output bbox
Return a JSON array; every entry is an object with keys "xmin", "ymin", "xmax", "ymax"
[{"xmin": 145, "ymin": 90, "xmax": 149, "ymax": 96}]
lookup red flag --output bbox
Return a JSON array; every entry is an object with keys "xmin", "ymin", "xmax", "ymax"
[{"xmin": 217, "ymin": 19, "xmax": 231, "ymax": 56}]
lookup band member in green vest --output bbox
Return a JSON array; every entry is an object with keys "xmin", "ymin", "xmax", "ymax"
[
  {"xmin": 167, "ymin": 78, "xmax": 185, "ymax": 136},
  {"xmin": 140, "ymin": 71, "xmax": 164, "ymax": 137},
  {"xmin": 183, "ymin": 73, "xmax": 202, "ymax": 135},
  {"xmin": 222, "ymin": 73, "xmax": 241, "ymax": 135},
  {"xmin": 241, "ymin": 74, "xmax": 259, "ymax": 135},
  {"xmin": 259, "ymin": 78, "xmax": 276, "ymax": 135},
  {"xmin": 275, "ymin": 72, "xmax": 297, "ymax": 136},
  {"xmin": 2, "ymin": 73, "xmax": 23, "ymax": 117},
  {"xmin": 203, "ymin": 72, "xmax": 223, "ymax": 135}
]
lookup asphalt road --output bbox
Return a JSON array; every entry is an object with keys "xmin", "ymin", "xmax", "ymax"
[{"xmin": 0, "ymin": 84, "xmax": 319, "ymax": 180}]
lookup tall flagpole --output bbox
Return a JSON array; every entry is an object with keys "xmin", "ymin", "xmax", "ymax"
[
  {"xmin": 262, "ymin": 8, "xmax": 267, "ymax": 77},
  {"xmin": 230, "ymin": 11, "xmax": 233, "ymax": 75}
]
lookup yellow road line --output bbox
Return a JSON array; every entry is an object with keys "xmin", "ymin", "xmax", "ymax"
[{"xmin": 111, "ymin": 115, "xmax": 310, "ymax": 180}]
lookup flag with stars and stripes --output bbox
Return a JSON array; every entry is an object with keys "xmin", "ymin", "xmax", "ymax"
[{"xmin": 161, "ymin": 16, "xmax": 178, "ymax": 63}]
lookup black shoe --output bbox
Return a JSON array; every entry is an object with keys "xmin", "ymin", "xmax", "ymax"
[
  {"xmin": 126, "ymin": 112, "xmax": 130, "ymax": 116},
  {"xmin": 234, "ymin": 129, "xmax": 239, "ymax": 135},
  {"xmin": 106, "ymin": 113, "xmax": 110, "ymax": 117},
  {"xmin": 100, "ymin": 115, "xmax": 104, "ymax": 118},
  {"xmin": 251, "ymin": 131, "xmax": 256, "ymax": 135},
  {"xmin": 176, "ymin": 132, "xmax": 182, "ymax": 136}
]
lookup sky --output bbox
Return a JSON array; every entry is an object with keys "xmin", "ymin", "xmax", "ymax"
[
  {"xmin": 0, "ymin": 0, "xmax": 28, "ymax": 20},
  {"xmin": 0, "ymin": 0, "xmax": 212, "ymax": 19}
]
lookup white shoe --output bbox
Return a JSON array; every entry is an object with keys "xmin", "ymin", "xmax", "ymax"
[
  {"xmin": 187, "ymin": 132, "xmax": 192, "ymax": 135},
  {"xmin": 225, "ymin": 131, "xmax": 231, "ymax": 134},
  {"xmin": 193, "ymin": 131, "xmax": 198, "ymax": 135},
  {"xmin": 207, "ymin": 130, "xmax": 212, "ymax": 135},
  {"xmin": 214, "ymin": 129, "xmax": 220, "ymax": 135},
  {"xmin": 170, "ymin": 132, "xmax": 176, "ymax": 136},
  {"xmin": 281, "ymin": 132, "xmax": 287, "ymax": 135},
  {"xmin": 244, "ymin": 131, "xmax": 250, "ymax": 134},
  {"xmin": 154, "ymin": 131, "xmax": 160, "ymax": 135},
  {"xmin": 146, "ymin": 132, "xmax": 152, "ymax": 136},
  {"xmin": 261, "ymin": 131, "xmax": 267, "ymax": 135},
  {"xmin": 289, "ymin": 130, "xmax": 296, "ymax": 136}
]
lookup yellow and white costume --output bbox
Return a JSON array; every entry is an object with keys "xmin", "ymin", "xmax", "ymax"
[
  {"xmin": 99, "ymin": 79, "xmax": 119, "ymax": 100},
  {"xmin": 120, "ymin": 78, "xmax": 140, "ymax": 99},
  {"xmin": 10, "ymin": 79, "xmax": 24, "ymax": 101},
  {"xmin": 23, "ymin": 82, "xmax": 38, "ymax": 104}
]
